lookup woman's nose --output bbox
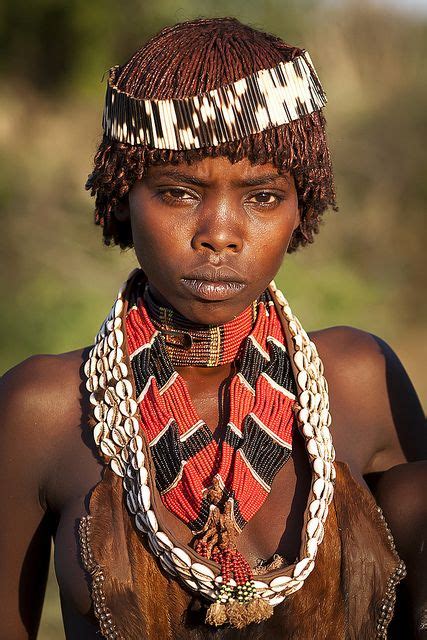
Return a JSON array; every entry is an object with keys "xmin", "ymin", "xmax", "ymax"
[{"xmin": 191, "ymin": 207, "xmax": 244, "ymax": 254}]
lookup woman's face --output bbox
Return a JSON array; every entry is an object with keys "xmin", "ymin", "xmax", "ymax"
[{"xmin": 126, "ymin": 156, "xmax": 299, "ymax": 325}]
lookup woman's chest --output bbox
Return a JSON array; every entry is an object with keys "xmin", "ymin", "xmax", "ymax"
[{"xmin": 50, "ymin": 378, "xmax": 374, "ymax": 628}]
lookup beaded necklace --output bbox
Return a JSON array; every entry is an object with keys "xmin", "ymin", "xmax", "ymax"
[
  {"xmin": 85, "ymin": 269, "xmax": 336, "ymax": 629},
  {"xmin": 126, "ymin": 284, "xmax": 296, "ymax": 622},
  {"xmin": 143, "ymin": 286, "xmax": 258, "ymax": 367}
]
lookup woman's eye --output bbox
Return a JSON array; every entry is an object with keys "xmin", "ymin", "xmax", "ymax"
[
  {"xmin": 157, "ymin": 188, "xmax": 197, "ymax": 204},
  {"xmin": 248, "ymin": 192, "xmax": 282, "ymax": 206}
]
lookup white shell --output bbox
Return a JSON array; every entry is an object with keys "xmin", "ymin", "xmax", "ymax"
[
  {"xmin": 108, "ymin": 329, "xmax": 124, "ymax": 349},
  {"xmin": 116, "ymin": 379, "xmax": 133, "ymax": 399},
  {"xmin": 112, "ymin": 426, "xmax": 128, "ymax": 447},
  {"xmin": 297, "ymin": 370, "xmax": 308, "ymax": 390},
  {"xmin": 93, "ymin": 421, "xmax": 108, "ymax": 445},
  {"xmin": 120, "ymin": 398, "xmax": 138, "ymax": 417},
  {"xmin": 171, "ymin": 547, "xmax": 192, "ymax": 569},
  {"xmin": 174, "ymin": 564, "xmax": 192, "ymax": 579},
  {"xmin": 97, "ymin": 355, "xmax": 110, "ymax": 374},
  {"xmin": 114, "ymin": 298, "xmax": 124, "ymax": 317},
  {"xmin": 313, "ymin": 477, "xmax": 325, "ymax": 499},
  {"xmin": 293, "ymin": 334, "xmax": 304, "ymax": 350},
  {"xmin": 108, "ymin": 347, "xmax": 124, "ymax": 369},
  {"xmin": 129, "ymin": 435, "xmax": 144, "ymax": 453},
  {"xmin": 313, "ymin": 393, "xmax": 322, "ymax": 411},
  {"xmin": 307, "ymin": 517, "xmax": 320, "ymax": 538},
  {"xmin": 155, "ymin": 531, "xmax": 173, "ymax": 551},
  {"xmin": 100, "ymin": 438, "xmax": 117, "ymax": 457},
  {"xmin": 309, "ymin": 499, "xmax": 321, "ymax": 518},
  {"xmin": 113, "ymin": 362, "xmax": 128, "ymax": 381},
  {"xmin": 94, "ymin": 403, "xmax": 108, "ymax": 421},
  {"xmin": 132, "ymin": 450, "xmax": 145, "ymax": 470},
  {"xmin": 183, "ymin": 578, "xmax": 199, "ymax": 591},
  {"xmin": 306, "ymin": 538, "xmax": 318, "ymax": 558},
  {"xmin": 137, "ymin": 466, "xmax": 148, "ymax": 485},
  {"xmin": 300, "ymin": 390, "xmax": 311, "ymax": 408},
  {"xmin": 106, "ymin": 406, "xmax": 121, "ymax": 428},
  {"xmin": 288, "ymin": 320, "xmax": 298, "ymax": 336},
  {"xmin": 191, "ymin": 562, "xmax": 215, "ymax": 582},
  {"xmin": 313, "ymin": 521, "xmax": 324, "ymax": 543},
  {"xmin": 302, "ymin": 423, "xmax": 314, "ymax": 438},
  {"xmin": 307, "ymin": 438, "xmax": 318, "ymax": 457},
  {"xmin": 124, "ymin": 417, "xmax": 139, "ymax": 437},
  {"xmin": 146, "ymin": 509, "xmax": 158, "ymax": 533},
  {"xmin": 269, "ymin": 575, "xmax": 293, "ymax": 592},
  {"xmin": 107, "ymin": 316, "xmax": 122, "ymax": 331},
  {"xmin": 138, "ymin": 484, "xmax": 151, "ymax": 511},
  {"xmin": 293, "ymin": 350, "xmax": 307, "ymax": 371},
  {"xmin": 110, "ymin": 457, "xmax": 125, "ymax": 477},
  {"xmin": 293, "ymin": 558, "xmax": 312, "ymax": 578},
  {"xmin": 98, "ymin": 371, "xmax": 113, "ymax": 389},
  {"xmin": 313, "ymin": 458, "xmax": 324, "ymax": 477},
  {"xmin": 103, "ymin": 387, "xmax": 117, "ymax": 406},
  {"xmin": 298, "ymin": 407, "xmax": 310, "ymax": 423},
  {"xmin": 309, "ymin": 411, "xmax": 320, "ymax": 428},
  {"xmin": 86, "ymin": 376, "xmax": 99, "ymax": 392}
]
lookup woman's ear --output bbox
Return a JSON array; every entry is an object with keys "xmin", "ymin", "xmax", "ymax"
[
  {"xmin": 114, "ymin": 195, "xmax": 130, "ymax": 222},
  {"xmin": 293, "ymin": 206, "xmax": 302, "ymax": 232}
]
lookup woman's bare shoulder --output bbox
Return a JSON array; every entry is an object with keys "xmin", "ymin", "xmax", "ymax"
[
  {"xmin": 309, "ymin": 325, "xmax": 426, "ymax": 470},
  {"xmin": 0, "ymin": 348, "xmax": 92, "ymax": 479}
]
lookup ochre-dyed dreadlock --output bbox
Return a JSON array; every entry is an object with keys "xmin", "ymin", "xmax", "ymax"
[{"xmin": 86, "ymin": 17, "xmax": 337, "ymax": 252}]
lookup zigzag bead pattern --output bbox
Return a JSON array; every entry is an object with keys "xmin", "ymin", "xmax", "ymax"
[
  {"xmin": 102, "ymin": 50, "xmax": 327, "ymax": 150},
  {"xmin": 84, "ymin": 270, "xmax": 336, "ymax": 607}
]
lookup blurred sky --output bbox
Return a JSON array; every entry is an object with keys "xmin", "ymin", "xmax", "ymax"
[
  {"xmin": 327, "ymin": 0, "xmax": 427, "ymax": 14},
  {"xmin": 379, "ymin": 0, "xmax": 427, "ymax": 12}
]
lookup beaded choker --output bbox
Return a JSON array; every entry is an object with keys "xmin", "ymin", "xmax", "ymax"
[
  {"xmin": 143, "ymin": 286, "xmax": 258, "ymax": 367},
  {"xmin": 85, "ymin": 269, "xmax": 336, "ymax": 629}
]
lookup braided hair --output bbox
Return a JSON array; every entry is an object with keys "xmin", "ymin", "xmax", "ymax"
[{"xmin": 86, "ymin": 17, "xmax": 337, "ymax": 252}]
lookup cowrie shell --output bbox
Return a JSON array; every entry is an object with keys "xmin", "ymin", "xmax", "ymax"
[{"xmin": 171, "ymin": 547, "xmax": 192, "ymax": 569}]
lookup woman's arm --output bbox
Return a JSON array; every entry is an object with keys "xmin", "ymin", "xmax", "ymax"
[
  {"xmin": 360, "ymin": 334, "xmax": 426, "ymax": 637},
  {"xmin": 375, "ymin": 462, "xmax": 427, "ymax": 640},
  {"xmin": 0, "ymin": 357, "xmax": 56, "ymax": 640}
]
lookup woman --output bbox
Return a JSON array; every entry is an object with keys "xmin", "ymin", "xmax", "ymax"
[{"xmin": 1, "ymin": 17, "xmax": 426, "ymax": 640}]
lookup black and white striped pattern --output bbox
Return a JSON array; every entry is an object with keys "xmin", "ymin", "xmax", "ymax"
[{"xmin": 103, "ymin": 50, "xmax": 326, "ymax": 150}]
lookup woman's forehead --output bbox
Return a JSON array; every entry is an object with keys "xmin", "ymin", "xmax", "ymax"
[{"xmin": 145, "ymin": 156, "xmax": 292, "ymax": 183}]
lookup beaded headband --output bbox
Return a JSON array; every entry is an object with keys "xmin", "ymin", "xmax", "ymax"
[{"xmin": 102, "ymin": 50, "xmax": 327, "ymax": 150}]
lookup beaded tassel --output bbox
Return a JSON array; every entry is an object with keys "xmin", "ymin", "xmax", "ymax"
[{"xmin": 193, "ymin": 478, "xmax": 274, "ymax": 627}]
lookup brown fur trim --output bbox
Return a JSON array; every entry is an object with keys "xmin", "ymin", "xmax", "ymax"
[{"xmin": 78, "ymin": 462, "xmax": 404, "ymax": 639}]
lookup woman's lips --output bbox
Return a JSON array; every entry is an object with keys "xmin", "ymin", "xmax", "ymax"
[{"xmin": 181, "ymin": 278, "xmax": 246, "ymax": 301}]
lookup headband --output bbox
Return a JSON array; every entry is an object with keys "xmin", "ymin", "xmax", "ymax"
[{"xmin": 102, "ymin": 50, "xmax": 326, "ymax": 151}]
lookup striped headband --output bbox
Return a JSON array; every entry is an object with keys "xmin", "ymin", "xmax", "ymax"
[{"xmin": 102, "ymin": 50, "xmax": 327, "ymax": 151}]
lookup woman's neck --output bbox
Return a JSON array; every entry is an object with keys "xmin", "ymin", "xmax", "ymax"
[{"xmin": 143, "ymin": 284, "xmax": 258, "ymax": 368}]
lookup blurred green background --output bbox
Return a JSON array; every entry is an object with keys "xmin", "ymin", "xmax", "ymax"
[{"xmin": 0, "ymin": 0, "xmax": 425, "ymax": 637}]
